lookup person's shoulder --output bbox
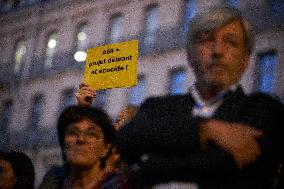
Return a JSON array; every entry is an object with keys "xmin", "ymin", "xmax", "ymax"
[
  {"xmin": 38, "ymin": 165, "xmax": 67, "ymax": 189},
  {"xmin": 45, "ymin": 165, "xmax": 67, "ymax": 176},
  {"xmin": 143, "ymin": 94, "xmax": 190, "ymax": 105},
  {"xmin": 247, "ymin": 92, "xmax": 283, "ymax": 107},
  {"xmin": 100, "ymin": 169, "xmax": 129, "ymax": 189},
  {"xmin": 245, "ymin": 92, "xmax": 284, "ymax": 116}
]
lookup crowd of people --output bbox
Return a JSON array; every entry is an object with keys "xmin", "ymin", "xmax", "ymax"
[{"xmin": 1, "ymin": 5, "xmax": 284, "ymax": 189}]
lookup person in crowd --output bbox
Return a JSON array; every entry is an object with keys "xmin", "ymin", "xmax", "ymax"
[
  {"xmin": 75, "ymin": 83, "xmax": 140, "ymax": 186},
  {"xmin": 38, "ymin": 105, "xmax": 128, "ymax": 189},
  {"xmin": 0, "ymin": 150, "xmax": 35, "ymax": 189},
  {"xmin": 113, "ymin": 6, "xmax": 284, "ymax": 189},
  {"xmin": 113, "ymin": 105, "xmax": 138, "ymax": 130},
  {"xmin": 271, "ymin": 162, "xmax": 284, "ymax": 189}
]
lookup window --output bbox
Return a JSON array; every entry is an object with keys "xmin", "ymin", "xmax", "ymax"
[
  {"xmin": 109, "ymin": 14, "xmax": 124, "ymax": 43},
  {"xmin": 28, "ymin": 94, "xmax": 45, "ymax": 130},
  {"xmin": 12, "ymin": 0, "xmax": 25, "ymax": 8},
  {"xmin": 0, "ymin": 100, "xmax": 13, "ymax": 131},
  {"xmin": 226, "ymin": 0, "xmax": 240, "ymax": 7},
  {"xmin": 93, "ymin": 90, "xmax": 108, "ymax": 110},
  {"xmin": 14, "ymin": 39, "xmax": 26, "ymax": 73},
  {"xmin": 257, "ymin": 52, "xmax": 277, "ymax": 94},
  {"xmin": 0, "ymin": 100, "xmax": 13, "ymax": 149},
  {"xmin": 183, "ymin": 0, "xmax": 196, "ymax": 34},
  {"xmin": 0, "ymin": 0, "xmax": 13, "ymax": 11},
  {"xmin": 169, "ymin": 69, "xmax": 187, "ymax": 95},
  {"xmin": 61, "ymin": 88, "xmax": 75, "ymax": 110},
  {"xmin": 44, "ymin": 32, "xmax": 57, "ymax": 68},
  {"xmin": 26, "ymin": 0, "xmax": 36, "ymax": 5},
  {"xmin": 270, "ymin": 0, "xmax": 284, "ymax": 17},
  {"xmin": 144, "ymin": 5, "xmax": 159, "ymax": 45},
  {"xmin": 128, "ymin": 76, "xmax": 145, "ymax": 106},
  {"xmin": 74, "ymin": 23, "xmax": 88, "ymax": 62},
  {"xmin": 0, "ymin": 0, "xmax": 25, "ymax": 11}
]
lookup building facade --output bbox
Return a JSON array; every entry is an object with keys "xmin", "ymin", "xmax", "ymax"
[{"xmin": 0, "ymin": 0, "xmax": 284, "ymax": 185}]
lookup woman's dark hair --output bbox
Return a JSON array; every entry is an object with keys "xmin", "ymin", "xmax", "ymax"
[
  {"xmin": 0, "ymin": 151, "xmax": 35, "ymax": 189},
  {"xmin": 57, "ymin": 105, "xmax": 115, "ymax": 161}
]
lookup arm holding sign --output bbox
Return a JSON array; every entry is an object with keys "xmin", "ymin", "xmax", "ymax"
[{"xmin": 75, "ymin": 83, "xmax": 97, "ymax": 106}]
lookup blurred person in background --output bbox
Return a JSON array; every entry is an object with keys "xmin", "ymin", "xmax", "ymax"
[
  {"xmin": 0, "ymin": 150, "xmax": 35, "ymax": 189},
  {"xmin": 113, "ymin": 105, "xmax": 138, "ymax": 131}
]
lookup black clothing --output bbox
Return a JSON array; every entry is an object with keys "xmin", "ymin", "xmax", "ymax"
[{"xmin": 116, "ymin": 88, "xmax": 284, "ymax": 188}]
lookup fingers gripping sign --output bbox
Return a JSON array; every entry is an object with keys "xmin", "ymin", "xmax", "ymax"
[{"xmin": 76, "ymin": 83, "xmax": 97, "ymax": 106}]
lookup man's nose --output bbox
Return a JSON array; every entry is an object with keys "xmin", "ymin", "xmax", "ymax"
[{"xmin": 212, "ymin": 39, "xmax": 224, "ymax": 59}]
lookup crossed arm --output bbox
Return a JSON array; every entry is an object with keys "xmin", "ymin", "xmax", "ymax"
[
  {"xmin": 200, "ymin": 119, "xmax": 262, "ymax": 169},
  {"xmin": 116, "ymin": 98, "xmax": 265, "ymax": 176},
  {"xmin": 117, "ymin": 94, "xmax": 284, "ymax": 182}
]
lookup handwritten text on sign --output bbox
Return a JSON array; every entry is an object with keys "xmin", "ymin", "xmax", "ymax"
[{"xmin": 84, "ymin": 40, "xmax": 138, "ymax": 90}]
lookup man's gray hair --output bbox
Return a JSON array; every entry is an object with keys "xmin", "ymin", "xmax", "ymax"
[{"xmin": 187, "ymin": 6, "xmax": 254, "ymax": 55}]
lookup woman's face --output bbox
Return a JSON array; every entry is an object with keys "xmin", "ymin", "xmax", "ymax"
[
  {"xmin": 0, "ymin": 159, "xmax": 17, "ymax": 189},
  {"xmin": 64, "ymin": 119, "xmax": 110, "ymax": 168}
]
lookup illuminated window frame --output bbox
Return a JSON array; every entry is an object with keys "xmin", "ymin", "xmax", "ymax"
[
  {"xmin": 44, "ymin": 32, "xmax": 58, "ymax": 68},
  {"xmin": 14, "ymin": 39, "xmax": 26, "ymax": 74},
  {"xmin": 128, "ymin": 75, "xmax": 146, "ymax": 106},
  {"xmin": 144, "ymin": 4, "xmax": 159, "ymax": 45},
  {"xmin": 257, "ymin": 51, "xmax": 278, "ymax": 94},
  {"xmin": 169, "ymin": 69, "xmax": 187, "ymax": 96},
  {"xmin": 74, "ymin": 23, "xmax": 88, "ymax": 62},
  {"xmin": 109, "ymin": 13, "xmax": 124, "ymax": 43}
]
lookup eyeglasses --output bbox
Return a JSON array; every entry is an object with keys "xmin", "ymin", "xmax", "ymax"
[{"xmin": 65, "ymin": 128, "xmax": 103, "ymax": 140}]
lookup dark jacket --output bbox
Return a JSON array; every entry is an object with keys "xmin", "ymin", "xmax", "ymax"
[{"xmin": 116, "ymin": 88, "xmax": 284, "ymax": 189}]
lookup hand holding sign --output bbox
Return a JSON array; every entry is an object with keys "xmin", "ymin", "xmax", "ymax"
[
  {"xmin": 75, "ymin": 83, "xmax": 96, "ymax": 106},
  {"xmin": 84, "ymin": 40, "xmax": 138, "ymax": 90}
]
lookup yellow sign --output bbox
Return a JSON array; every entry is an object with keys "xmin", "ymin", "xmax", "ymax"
[{"xmin": 84, "ymin": 40, "xmax": 138, "ymax": 90}]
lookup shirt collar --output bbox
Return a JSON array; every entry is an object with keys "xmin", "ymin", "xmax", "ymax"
[{"xmin": 189, "ymin": 83, "xmax": 238, "ymax": 108}]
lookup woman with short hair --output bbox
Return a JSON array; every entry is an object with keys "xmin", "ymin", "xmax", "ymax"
[{"xmin": 38, "ymin": 105, "xmax": 128, "ymax": 189}]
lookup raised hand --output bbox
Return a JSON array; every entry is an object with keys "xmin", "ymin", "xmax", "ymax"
[{"xmin": 75, "ymin": 83, "xmax": 97, "ymax": 106}]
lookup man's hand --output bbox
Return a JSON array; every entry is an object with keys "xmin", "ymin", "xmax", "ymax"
[
  {"xmin": 200, "ymin": 119, "xmax": 263, "ymax": 169},
  {"xmin": 75, "ymin": 83, "xmax": 96, "ymax": 106}
]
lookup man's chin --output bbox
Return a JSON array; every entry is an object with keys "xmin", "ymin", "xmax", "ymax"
[
  {"xmin": 68, "ymin": 158, "xmax": 95, "ymax": 168},
  {"xmin": 71, "ymin": 161, "xmax": 94, "ymax": 169},
  {"xmin": 206, "ymin": 80, "xmax": 225, "ymax": 92}
]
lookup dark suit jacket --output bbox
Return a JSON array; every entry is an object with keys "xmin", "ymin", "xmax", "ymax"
[{"xmin": 116, "ymin": 88, "xmax": 284, "ymax": 189}]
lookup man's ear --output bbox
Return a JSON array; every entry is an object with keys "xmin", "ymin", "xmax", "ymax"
[{"xmin": 241, "ymin": 54, "xmax": 250, "ymax": 73}]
